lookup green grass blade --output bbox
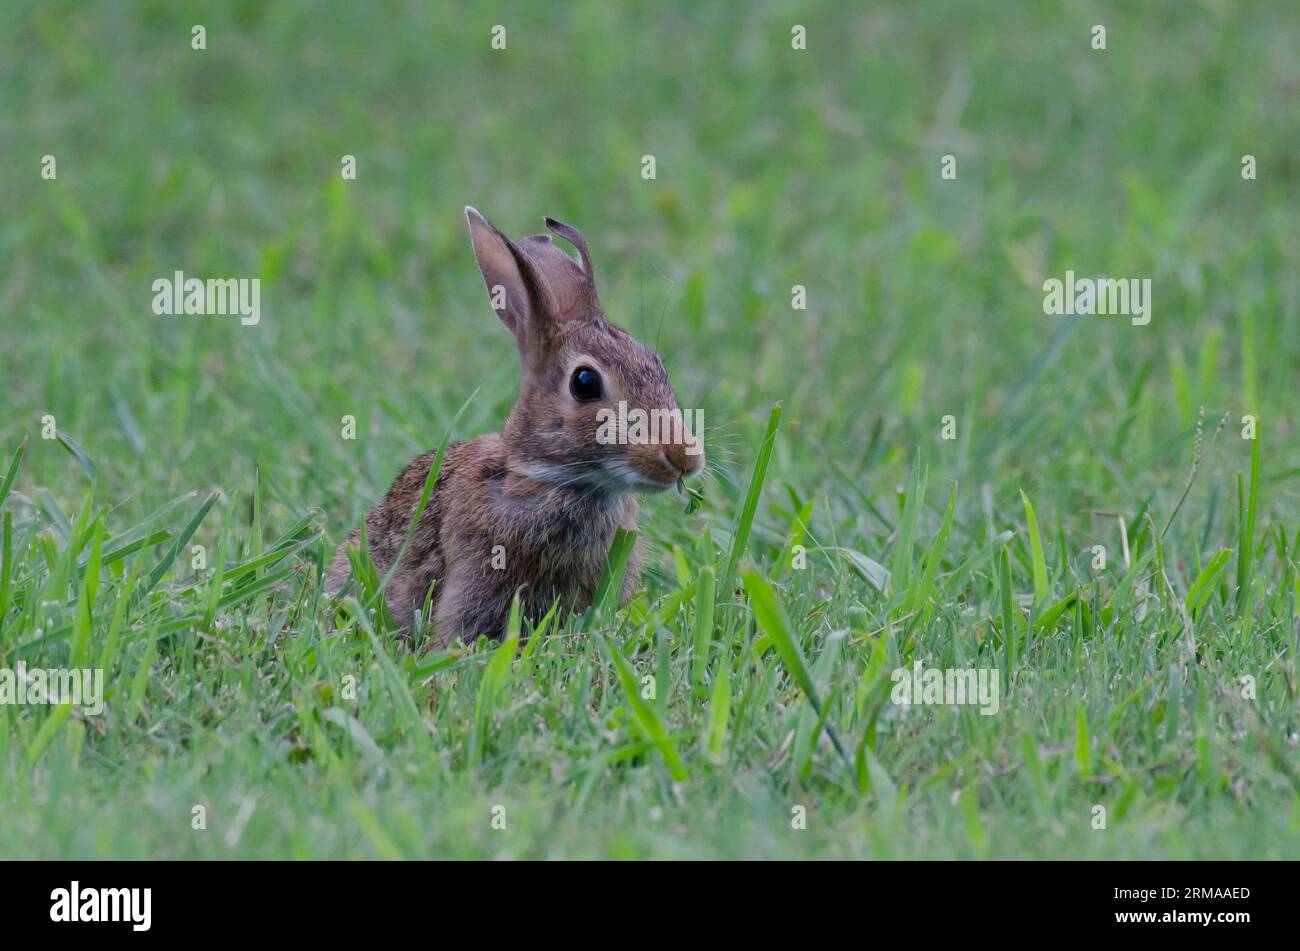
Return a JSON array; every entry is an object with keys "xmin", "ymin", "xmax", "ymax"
[
  {"xmin": 351, "ymin": 600, "xmax": 425, "ymax": 739},
  {"xmin": 691, "ymin": 565, "xmax": 716, "ymax": 697},
  {"xmin": 590, "ymin": 527, "xmax": 637, "ymax": 620},
  {"xmin": 906, "ymin": 481, "xmax": 957, "ymax": 614},
  {"xmin": 0, "ymin": 439, "xmax": 26, "ymax": 509},
  {"xmin": 55, "ymin": 429, "xmax": 97, "ymax": 482},
  {"xmin": 469, "ymin": 591, "xmax": 522, "ymax": 765},
  {"xmin": 604, "ymin": 638, "xmax": 687, "ymax": 781},
  {"xmin": 742, "ymin": 567, "xmax": 852, "ymax": 773},
  {"xmin": 720, "ymin": 402, "xmax": 782, "ymax": 596},
  {"xmin": 703, "ymin": 659, "xmax": 731, "ymax": 760},
  {"xmin": 1020, "ymin": 490, "xmax": 1049, "ymax": 607},
  {"xmin": 1033, "ymin": 590, "xmax": 1078, "ymax": 632},
  {"xmin": 1075, "ymin": 702, "xmax": 1093, "ymax": 779},
  {"xmin": 891, "ymin": 456, "xmax": 928, "ymax": 600},
  {"xmin": 1186, "ymin": 548, "xmax": 1233, "ymax": 619},
  {"xmin": 0, "ymin": 513, "xmax": 12, "ymax": 641},
  {"xmin": 1234, "ymin": 431, "xmax": 1260, "ymax": 615},
  {"xmin": 135, "ymin": 491, "xmax": 220, "ymax": 602},
  {"xmin": 27, "ymin": 702, "xmax": 75, "ymax": 763},
  {"xmin": 998, "ymin": 544, "xmax": 1017, "ymax": 681}
]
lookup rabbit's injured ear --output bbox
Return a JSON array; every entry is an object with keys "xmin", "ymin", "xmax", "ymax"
[
  {"xmin": 465, "ymin": 206, "xmax": 550, "ymax": 356},
  {"xmin": 544, "ymin": 216, "xmax": 595, "ymax": 287}
]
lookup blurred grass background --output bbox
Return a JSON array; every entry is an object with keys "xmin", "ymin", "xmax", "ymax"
[
  {"xmin": 0, "ymin": 0, "xmax": 1298, "ymax": 858},
  {"xmin": 4, "ymin": 0, "xmax": 1296, "ymax": 515}
]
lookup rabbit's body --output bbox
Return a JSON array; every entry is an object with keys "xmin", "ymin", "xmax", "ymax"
[
  {"xmin": 327, "ymin": 433, "xmax": 640, "ymax": 638},
  {"xmin": 326, "ymin": 208, "xmax": 700, "ymax": 645}
]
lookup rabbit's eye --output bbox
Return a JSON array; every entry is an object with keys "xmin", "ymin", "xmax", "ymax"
[{"xmin": 570, "ymin": 366, "xmax": 603, "ymax": 401}]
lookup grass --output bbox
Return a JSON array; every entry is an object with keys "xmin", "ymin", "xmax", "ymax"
[{"xmin": 1, "ymin": 0, "xmax": 1298, "ymax": 859}]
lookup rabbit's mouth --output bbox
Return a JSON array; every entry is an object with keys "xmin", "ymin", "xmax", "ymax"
[{"xmin": 607, "ymin": 452, "xmax": 700, "ymax": 494}]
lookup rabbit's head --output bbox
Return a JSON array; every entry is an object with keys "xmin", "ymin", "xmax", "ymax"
[{"xmin": 466, "ymin": 207, "xmax": 703, "ymax": 494}]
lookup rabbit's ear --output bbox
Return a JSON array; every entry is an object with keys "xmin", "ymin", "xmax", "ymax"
[
  {"xmin": 544, "ymin": 216, "xmax": 595, "ymax": 288},
  {"xmin": 465, "ymin": 206, "xmax": 551, "ymax": 360}
]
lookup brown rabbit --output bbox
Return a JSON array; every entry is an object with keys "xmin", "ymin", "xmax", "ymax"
[{"xmin": 326, "ymin": 207, "xmax": 704, "ymax": 645}]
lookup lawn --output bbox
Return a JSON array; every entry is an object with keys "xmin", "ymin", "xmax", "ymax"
[{"xmin": 1, "ymin": 0, "xmax": 1297, "ymax": 859}]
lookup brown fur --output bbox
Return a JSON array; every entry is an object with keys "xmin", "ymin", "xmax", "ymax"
[{"xmin": 326, "ymin": 208, "xmax": 703, "ymax": 646}]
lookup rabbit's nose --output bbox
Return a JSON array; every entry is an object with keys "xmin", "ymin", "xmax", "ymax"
[{"xmin": 663, "ymin": 440, "xmax": 704, "ymax": 478}]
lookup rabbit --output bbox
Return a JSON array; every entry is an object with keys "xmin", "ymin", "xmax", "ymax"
[{"xmin": 326, "ymin": 207, "xmax": 704, "ymax": 646}]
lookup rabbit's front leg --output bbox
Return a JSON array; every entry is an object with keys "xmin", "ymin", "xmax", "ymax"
[{"xmin": 432, "ymin": 562, "xmax": 512, "ymax": 646}]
